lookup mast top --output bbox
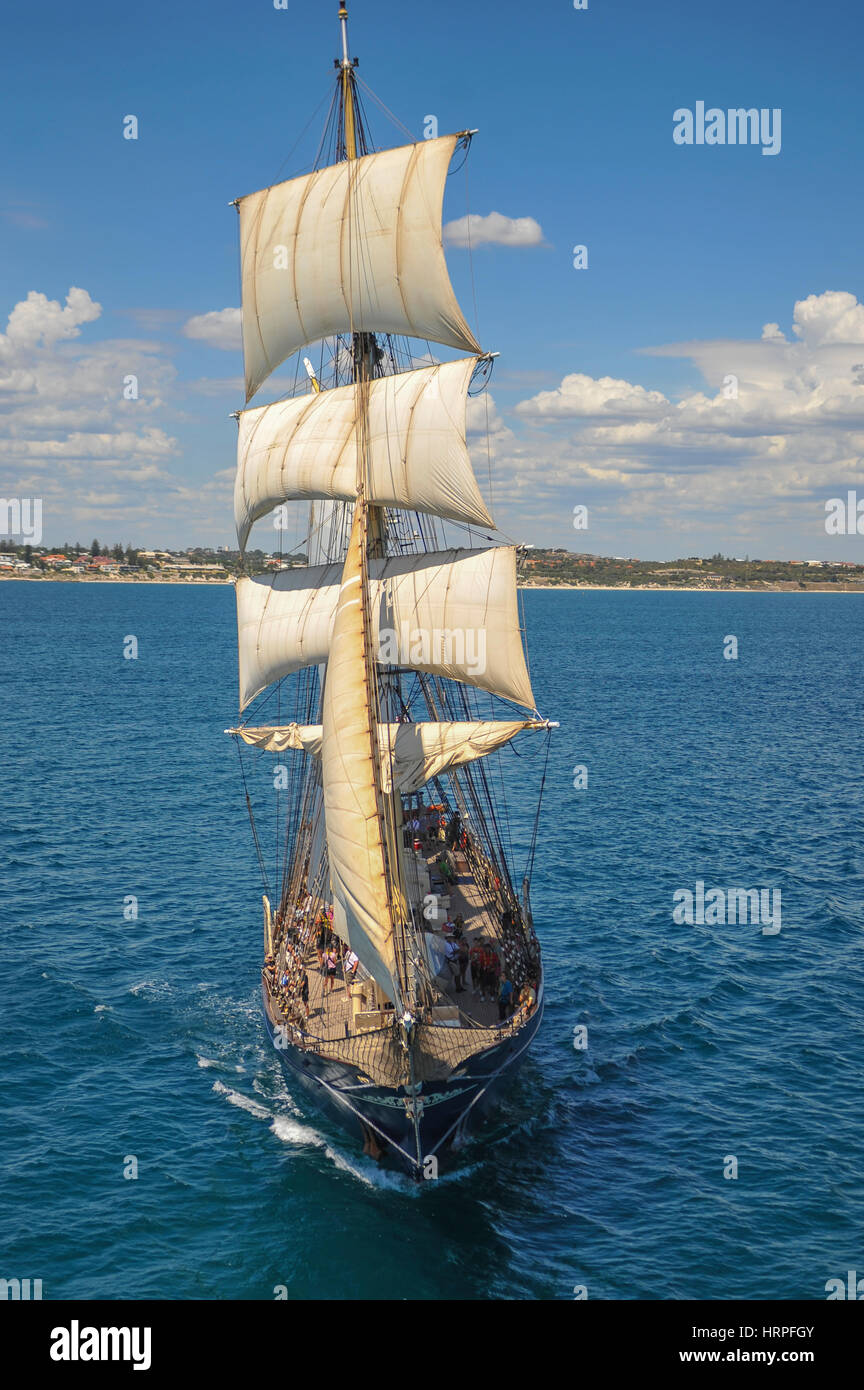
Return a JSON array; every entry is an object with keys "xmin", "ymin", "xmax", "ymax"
[{"xmin": 338, "ymin": 3, "xmax": 354, "ymax": 69}]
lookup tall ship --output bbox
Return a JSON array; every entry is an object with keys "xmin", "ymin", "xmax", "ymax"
[{"xmin": 227, "ymin": 3, "xmax": 554, "ymax": 1177}]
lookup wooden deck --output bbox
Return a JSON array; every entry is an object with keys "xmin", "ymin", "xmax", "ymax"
[{"xmin": 269, "ymin": 840, "xmax": 529, "ymax": 1043}]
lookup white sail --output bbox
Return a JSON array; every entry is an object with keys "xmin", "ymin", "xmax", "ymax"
[
  {"xmin": 238, "ymin": 135, "xmax": 482, "ymax": 399},
  {"xmin": 236, "ymin": 546, "xmax": 535, "ymax": 712},
  {"xmin": 233, "ymin": 723, "xmax": 325, "ymax": 756},
  {"xmin": 230, "ymin": 718, "xmax": 545, "ymax": 792},
  {"xmin": 321, "ymin": 504, "xmax": 401, "ymax": 1004},
  {"xmin": 235, "ymin": 358, "xmax": 493, "ymax": 549}
]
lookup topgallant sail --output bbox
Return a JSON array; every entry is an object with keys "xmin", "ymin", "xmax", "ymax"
[{"xmin": 227, "ymin": 2, "xmax": 554, "ymax": 1176}]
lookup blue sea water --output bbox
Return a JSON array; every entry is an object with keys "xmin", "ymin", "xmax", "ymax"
[{"xmin": 1, "ymin": 581, "xmax": 863, "ymax": 1301}]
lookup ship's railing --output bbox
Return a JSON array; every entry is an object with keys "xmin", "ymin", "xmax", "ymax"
[{"xmin": 263, "ymin": 965, "xmax": 536, "ymax": 1058}]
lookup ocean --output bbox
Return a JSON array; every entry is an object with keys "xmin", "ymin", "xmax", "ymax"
[{"xmin": 1, "ymin": 581, "xmax": 862, "ymax": 1300}]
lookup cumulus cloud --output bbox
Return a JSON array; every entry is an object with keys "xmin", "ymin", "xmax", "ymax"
[
  {"xmin": 443, "ymin": 212, "xmax": 544, "ymax": 249},
  {"xmin": 761, "ymin": 322, "xmax": 785, "ymax": 343},
  {"xmin": 0, "ymin": 287, "xmax": 101, "ymax": 354},
  {"xmin": 466, "ymin": 390, "xmax": 511, "ymax": 440},
  {"xmin": 482, "ymin": 290, "xmax": 864, "ymax": 551},
  {"xmin": 791, "ymin": 290, "xmax": 864, "ymax": 347},
  {"xmin": 182, "ymin": 306, "xmax": 242, "ymax": 350},
  {"xmin": 515, "ymin": 373, "xmax": 669, "ymax": 421},
  {"xmin": 0, "ymin": 429, "xmax": 176, "ymax": 460},
  {"xmin": 0, "ymin": 284, "xmax": 202, "ymax": 541}
]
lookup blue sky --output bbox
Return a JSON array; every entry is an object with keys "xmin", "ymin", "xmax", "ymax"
[{"xmin": 2, "ymin": 0, "xmax": 863, "ymax": 557}]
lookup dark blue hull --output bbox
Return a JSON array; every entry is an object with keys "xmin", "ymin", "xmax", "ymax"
[{"xmin": 262, "ymin": 982, "xmax": 544, "ymax": 1176}]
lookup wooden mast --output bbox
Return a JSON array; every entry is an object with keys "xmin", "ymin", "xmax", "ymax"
[{"xmin": 336, "ymin": 2, "xmax": 417, "ymax": 1023}]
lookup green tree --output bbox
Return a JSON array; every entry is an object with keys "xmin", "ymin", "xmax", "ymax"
[{"xmin": 90, "ymin": 538, "xmax": 100, "ymax": 557}]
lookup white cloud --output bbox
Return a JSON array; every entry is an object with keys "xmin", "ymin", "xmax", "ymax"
[
  {"xmin": 0, "ymin": 429, "xmax": 176, "ymax": 461},
  {"xmin": 443, "ymin": 212, "xmax": 544, "ymax": 249},
  {"xmin": 515, "ymin": 373, "xmax": 669, "ymax": 421},
  {"xmin": 0, "ymin": 284, "xmax": 201, "ymax": 541},
  {"xmin": 792, "ymin": 290, "xmax": 864, "ymax": 346},
  {"xmin": 483, "ymin": 290, "xmax": 864, "ymax": 551},
  {"xmin": 0, "ymin": 287, "xmax": 101, "ymax": 353},
  {"xmin": 182, "ymin": 306, "xmax": 242, "ymax": 350}
]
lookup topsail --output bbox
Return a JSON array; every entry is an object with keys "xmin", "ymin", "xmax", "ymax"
[
  {"xmin": 235, "ymin": 546, "xmax": 536, "ymax": 712},
  {"xmin": 235, "ymin": 358, "xmax": 493, "ymax": 550},
  {"xmin": 237, "ymin": 135, "xmax": 481, "ymax": 400}
]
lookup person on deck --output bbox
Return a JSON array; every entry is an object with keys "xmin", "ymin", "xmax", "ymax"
[
  {"xmin": 344, "ymin": 950, "xmax": 359, "ymax": 981},
  {"xmin": 316, "ymin": 919, "xmax": 329, "ymax": 968},
  {"xmin": 438, "ymin": 855, "xmax": 455, "ymax": 885},
  {"xmin": 299, "ymin": 968, "xmax": 310, "ymax": 1017},
  {"xmin": 323, "ymin": 948, "xmax": 339, "ymax": 992},
  {"xmin": 444, "ymin": 937, "xmax": 462, "ymax": 990}
]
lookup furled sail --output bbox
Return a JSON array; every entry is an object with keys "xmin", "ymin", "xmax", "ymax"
[
  {"xmin": 237, "ymin": 135, "xmax": 482, "ymax": 399},
  {"xmin": 230, "ymin": 718, "xmax": 545, "ymax": 793},
  {"xmin": 236, "ymin": 546, "xmax": 535, "ymax": 711},
  {"xmin": 234, "ymin": 358, "xmax": 493, "ymax": 550},
  {"xmin": 320, "ymin": 502, "xmax": 401, "ymax": 1004}
]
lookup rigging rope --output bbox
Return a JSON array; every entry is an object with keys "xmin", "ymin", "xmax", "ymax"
[{"xmin": 524, "ymin": 730, "xmax": 552, "ymax": 887}]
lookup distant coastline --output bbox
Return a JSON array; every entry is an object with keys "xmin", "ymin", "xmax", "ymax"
[
  {"xmin": 520, "ymin": 582, "xmax": 864, "ymax": 593},
  {"xmin": 4, "ymin": 574, "xmax": 864, "ymax": 593},
  {"xmin": 0, "ymin": 574, "xmax": 234, "ymax": 585},
  {"xmin": 4, "ymin": 543, "xmax": 864, "ymax": 592}
]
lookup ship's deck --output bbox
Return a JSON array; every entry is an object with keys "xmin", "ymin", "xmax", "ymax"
[{"xmin": 267, "ymin": 836, "xmax": 538, "ymax": 1046}]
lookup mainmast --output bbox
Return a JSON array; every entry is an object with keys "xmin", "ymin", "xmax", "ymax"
[{"xmin": 332, "ymin": 1, "xmax": 417, "ymax": 1021}]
